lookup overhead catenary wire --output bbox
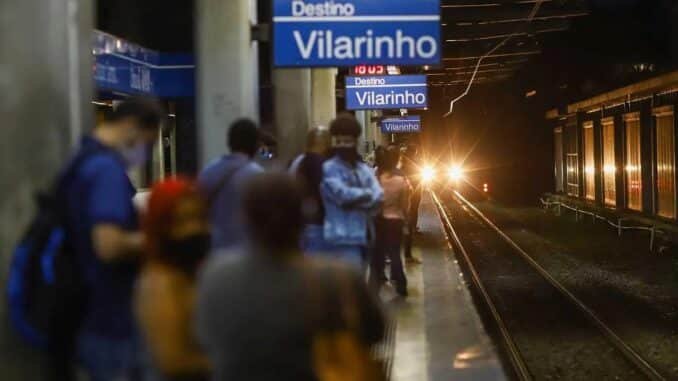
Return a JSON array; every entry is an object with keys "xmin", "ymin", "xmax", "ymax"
[{"xmin": 443, "ymin": 0, "xmax": 545, "ymax": 117}]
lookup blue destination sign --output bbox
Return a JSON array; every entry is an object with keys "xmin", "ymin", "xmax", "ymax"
[
  {"xmin": 381, "ymin": 116, "xmax": 421, "ymax": 133},
  {"xmin": 273, "ymin": 0, "xmax": 441, "ymax": 67},
  {"xmin": 345, "ymin": 75, "xmax": 428, "ymax": 110},
  {"xmin": 93, "ymin": 31, "xmax": 195, "ymax": 97}
]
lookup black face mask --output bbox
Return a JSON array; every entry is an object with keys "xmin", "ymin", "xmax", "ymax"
[
  {"xmin": 161, "ymin": 233, "xmax": 211, "ymax": 276},
  {"xmin": 335, "ymin": 147, "xmax": 359, "ymax": 163}
]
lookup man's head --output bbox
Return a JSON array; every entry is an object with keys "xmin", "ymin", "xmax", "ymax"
[
  {"xmin": 228, "ymin": 119, "xmax": 259, "ymax": 157},
  {"xmin": 242, "ymin": 173, "xmax": 304, "ymax": 254},
  {"xmin": 329, "ymin": 113, "xmax": 362, "ymax": 163},
  {"xmin": 100, "ymin": 98, "xmax": 163, "ymax": 167},
  {"xmin": 381, "ymin": 146, "xmax": 401, "ymax": 172},
  {"xmin": 306, "ymin": 127, "xmax": 331, "ymax": 156}
]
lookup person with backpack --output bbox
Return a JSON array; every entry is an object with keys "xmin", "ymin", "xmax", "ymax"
[
  {"xmin": 320, "ymin": 114, "xmax": 383, "ymax": 269},
  {"xmin": 196, "ymin": 173, "xmax": 386, "ymax": 381},
  {"xmin": 6, "ymin": 98, "xmax": 163, "ymax": 380},
  {"xmin": 197, "ymin": 119, "xmax": 264, "ymax": 250}
]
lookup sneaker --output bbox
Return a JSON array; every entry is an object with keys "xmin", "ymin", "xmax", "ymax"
[
  {"xmin": 406, "ymin": 257, "xmax": 422, "ymax": 265},
  {"xmin": 396, "ymin": 286, "xmax": 408, "ymax": 297}
]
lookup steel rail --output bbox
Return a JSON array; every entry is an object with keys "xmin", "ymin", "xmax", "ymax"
[
  {"xmin": 431, "ymin": 191, "xmax": 533, "ymax": 381},
  {"xmin": 448, "ymin": 190, "xmax": 667, "ymax": 381}
]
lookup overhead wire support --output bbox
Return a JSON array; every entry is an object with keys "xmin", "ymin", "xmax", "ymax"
[{"xmin": 443, "ymin": 0, "xmax": 545, "ymax": 117}]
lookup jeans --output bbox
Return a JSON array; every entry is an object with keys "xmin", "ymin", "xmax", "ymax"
[
  {"xmin": 369, "ymin": 217, "xmax": 407, "ymax": 293},
  {"xmin": 302, "ymin": 224, "xmax": 333, "ymax": 254},
  {"xmin": 404, "ymin": 188, "xmax": 422, "ymax": 259},
  {"xmin": 324, "ymin": 243, "xmax": 364, "ymax": 269},
  {"xmin": 77, "ymin": 331, "xmax": 142, "ymax": 381}
]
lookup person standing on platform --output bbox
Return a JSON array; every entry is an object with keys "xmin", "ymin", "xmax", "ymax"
[
  {"xmin": 135, "ymin": 178, "xmax": 211, "ymax": 381},
  {"xmin": 62, "ymin": 98, "xmax": 162, "ymax": 381},
  {"xmin": 196, "ymin": 174, "xmax": 385, "ymax": 381},
  {"xmin": 198, "ymin": 119, "xmax": 263, "ymax": 250},
  {"xmin": 369, "ymin": 146, "xmax": 410, "ymax": 297},
  {"xmin": 290, "ymin": 128, "xmax": 332, "ymax": 253},
  {"xmin": 401, "ymin": 144, "xmax": 423, "ymax": 264},
  {"xmin": 320, "ymin": 114, "xmax": 383, "ymax": 269}
]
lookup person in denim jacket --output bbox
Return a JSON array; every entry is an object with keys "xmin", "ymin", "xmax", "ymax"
[{"xmin": 321, "ymin": 114, "xmax": 383, "ymax": 268}]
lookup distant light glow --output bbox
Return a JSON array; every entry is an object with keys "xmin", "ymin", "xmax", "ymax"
[
  {"xmin": 421, "ymin": 165, "xmax": 435, "ymax": 183},
  {"xmin": 604, "ymin": 165, "xmax": 617, "ymax": 174},
  {"xmin": 584, "ymin": 166, "xmax": 595, "ymax": 174},
  {"xmin": 448, "ymin": 165, "xmax": 465, "ymax": 181}
]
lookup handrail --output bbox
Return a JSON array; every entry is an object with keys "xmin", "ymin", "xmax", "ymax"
[{"xmin": 540, "ymin": 198, "xmax": 657, "ymax": 252}]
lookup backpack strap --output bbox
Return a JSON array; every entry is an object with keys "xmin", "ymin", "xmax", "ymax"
[{"xmin": 206, "ymin": 160, "xmax": 248, "ymax": 206}]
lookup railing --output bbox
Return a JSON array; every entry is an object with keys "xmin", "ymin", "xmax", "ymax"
[{"xmin": 540, "ymin": 198, "xmax": 658, "ymax": 252}]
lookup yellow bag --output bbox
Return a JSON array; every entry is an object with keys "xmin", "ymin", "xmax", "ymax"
[{"xmin": 310, "ymin": 269, "xmax": 387, "ymax": 381}]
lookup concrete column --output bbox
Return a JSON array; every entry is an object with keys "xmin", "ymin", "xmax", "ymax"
[
  {"xmin": 273, "ymin": 69, "xmax": 312, "ymax": 163},
  {"xmin": 0, "ymin": 0, "xmax": 93, "ymax": 378},
  {"xmin": 196, "ymin": 0, "xmax": 259, "ymax": 167},
  {"xmin": 310, "ymin": 68, "xmax": 336, "ymax": 128}
]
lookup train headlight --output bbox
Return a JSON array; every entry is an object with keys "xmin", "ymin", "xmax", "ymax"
[
  {"xmin": 448, "ymin": 165, "xmax": 464, "ymax": 182},
  {"xmin": 421, "ymin": 165, "xmax": 435, "ymax": 183}
]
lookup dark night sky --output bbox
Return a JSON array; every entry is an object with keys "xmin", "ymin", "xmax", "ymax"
[{"xmin": 423, "ymin": 0, "xmax": 678, "ymax": 204}]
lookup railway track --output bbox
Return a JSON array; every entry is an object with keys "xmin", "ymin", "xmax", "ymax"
[{"xmin": 431, "ymin": 190, "xmax": 668, "ymax": 381}]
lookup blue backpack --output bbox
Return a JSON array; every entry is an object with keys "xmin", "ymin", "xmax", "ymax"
[{"xmin": 7, "ymin": 147, "xmax": 100, "ymax": 351}]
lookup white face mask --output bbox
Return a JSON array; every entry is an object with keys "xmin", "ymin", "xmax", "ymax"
[{"xmin": 120, "ymin": 142, "xmax": 150, "ymax": 168}]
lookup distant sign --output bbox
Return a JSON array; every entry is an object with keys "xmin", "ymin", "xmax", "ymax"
[
  {"xmin": 381, "ymin": 116, "xmax": 421, "ymax": 133},
  {"xmin": 93, "ymin": 31, "xmax": 195, "ymax": 97},
  {"xmin": 273, "ymin": 0, "xmax": 441, "ymax": 67},
  {"xmin": 352, "ymin": 65, "xmax": 386, "ymax": 75},
  {"xmin": 345, "ymin": 75, "xmax": 428, "ymax": 110}
]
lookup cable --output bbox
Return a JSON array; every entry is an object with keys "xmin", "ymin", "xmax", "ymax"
[{"xmin": 443, "ymin": 0, "xmax": 545, "ymax": 117}]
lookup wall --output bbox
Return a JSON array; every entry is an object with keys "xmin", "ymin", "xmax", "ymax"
[{"xmin": 0, "ymin": 0, "xmax": 93, "ymax": 378}]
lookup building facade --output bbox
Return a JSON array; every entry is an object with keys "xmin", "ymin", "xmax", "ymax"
[{"xmin": 548, "ymin": 71, "xmax": 678, "ymax": 221}]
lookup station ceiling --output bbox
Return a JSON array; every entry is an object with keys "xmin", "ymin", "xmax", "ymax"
[{"xmin": 429, "ymin": 0, "xmax": 589, "ymax": 87}]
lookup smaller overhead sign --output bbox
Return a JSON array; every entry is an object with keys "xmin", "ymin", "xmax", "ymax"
[
  {"xmin": 345, "ymin": 75, "xmax": 428, "ymax": 110},
  {"xmin": 380, "ymin": 116, "xmax": 421, "ymax": 133}
]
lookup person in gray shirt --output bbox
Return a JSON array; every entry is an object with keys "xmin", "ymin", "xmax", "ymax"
[
  {"xmin": 198, "ymin": 119, "xmax": 264, "ymax": 250},
  {"xmin": 196, "ymin": 173, "xmax": 385, "ymax": 381}
]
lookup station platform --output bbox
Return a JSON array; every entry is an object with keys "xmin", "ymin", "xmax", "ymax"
[{"xmin": 385, "ymin": 193, "xmax": 508, "ymax": 381}]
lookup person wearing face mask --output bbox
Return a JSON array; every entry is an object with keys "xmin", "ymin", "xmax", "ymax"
[
  {"xmin": 320, "ymin": 114, "xmax": 384, "ymax": 269},
  {"xmin": 60, "ymin": 98, "xmax": 162, "ymax": 380},
  {"xmin": 135, "ymin": 178, "xmax": 211, "ymax": 381}
]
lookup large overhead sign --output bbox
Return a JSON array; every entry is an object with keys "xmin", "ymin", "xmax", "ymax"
[
  {"xmin": 381, "ymin": 116, "xmax": 421, "ymax": 133},
  {"xmin": 345, "ymin": 75, "xmax": 428, "ymax": 110},
  {"xmin": 273, "ymin": 0, "xmax": 441, "ymax": 67}
]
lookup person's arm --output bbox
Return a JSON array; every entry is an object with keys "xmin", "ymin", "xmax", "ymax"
[
  {"xmin": 92, "ymin": 225, "xmax": 142, "ymax": 262},
  {"xmin": 351, "ymin": 165, "xmax": 384, "ymax": 211},
  {"xmin": 136, "ymin": 272, "xmax": 210, "ymax": 377},
  {"xmin": 321, "ymin": 165, "xmax": 373, "ymax": 208},
  {"xmin": 401, "ymin": 177, "xmax": 412, "ymax": 219},
  {"xmin": 88, "ymin": 159, "xmax": 142, "ymax": 262}
]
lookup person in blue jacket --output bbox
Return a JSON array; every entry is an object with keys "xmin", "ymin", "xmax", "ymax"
[{"xmin": 321, "ymin": 113, "xmax": 383, "ymax": 269}]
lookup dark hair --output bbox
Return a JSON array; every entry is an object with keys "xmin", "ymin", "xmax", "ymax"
[
  {"xmin": 105, "ymin": 97, "xmax": 163, "ymax": 130},
  {"xmin": 329, "ymin": 113, "xmax": 362, "ymax": 137},
  {"xmin": 242, "ymin": 173, "xmax": 304, "ymax": 251},
  {"xmin": 380, "ymin": 146, "xmax": 400, "ymax": 173},
  {"xmin": 228, "ymin": 118, "xmax": 259, "ymax": 156}
]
